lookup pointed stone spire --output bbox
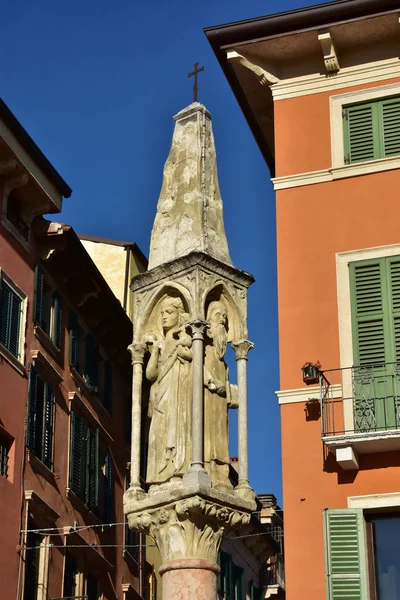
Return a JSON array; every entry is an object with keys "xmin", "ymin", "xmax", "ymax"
[{"xmin": 148, "ymin": 102, "xmax": 232, "ymax": 270}]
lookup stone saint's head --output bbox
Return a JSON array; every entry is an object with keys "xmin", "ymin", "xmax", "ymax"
[
  {"xmin": 207, "ymin": 300, "xmax": 228, "ymax": 359},
  {"xmin": 160, "ymin": 296, "xmax": 185, "ymax": 332}
]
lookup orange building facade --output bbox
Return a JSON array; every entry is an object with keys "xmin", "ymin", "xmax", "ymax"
[{"xmin": 207, "ymin": 1, "xmax": 400, "ymax": 598}]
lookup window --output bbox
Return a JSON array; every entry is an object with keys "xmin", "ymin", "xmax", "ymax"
[
  {"xmin": 218, "ymin": 551, "xmax": 244, "ymax": 600},
  {"xmin": 86, "ymin": 573, "xmax": 100, "ymax": 600},
  {"xmin": 63, "ymin": 553, "xmax": 77, "ymax": 598},
  {"xmin": 69, "ymin": 411, "xmax": 112, "ymax": 518},
  {"xmin": 349, "ymin": 256, "xmax": 400, "ymax": 432},
  {"xmin": 34, "ymin": 266, "xmax": 62, "ymax": 349},
  {"xmin": 27, "ymin": 366, "xmax": 54, "ymax": 469},
  {"xmin": 69, "ymin": 312, "xmax": 113, "ymax": 411},
  {"xmin": 343, "ymin": 96, "xmax": 400, "ymax": 165},
  {"xmin": 324, "ymin": 508, "xmax": 400, "ymax": 600},
  {"xmin": 0, "ymin": 276, "xmax": 23, "ymax": 360},
  {"xmin": 0, "ymin": 431, "xmax": 11, "ymax": 478},
  {"xmin": 23, "ymin": 519, "xmax": 44, "ymax": 600}
]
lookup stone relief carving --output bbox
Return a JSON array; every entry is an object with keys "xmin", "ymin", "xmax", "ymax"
[
  {"xmin": 204, "ymin": 300, "xmax": 237, "ymax": 491},
  {"xmin": 127, "ymin": 496, "xmax": 251, "ymax": 564},
  {"xmin": 144, "ymin": 294, "xmax": 193, "ymax": 486}
]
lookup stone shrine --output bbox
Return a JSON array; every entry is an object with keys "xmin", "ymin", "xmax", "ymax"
[{"xmin": 124, "ymin": 102, "xmax": 256, "ymax": 599}]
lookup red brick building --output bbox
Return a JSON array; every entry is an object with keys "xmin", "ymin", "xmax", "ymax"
[{"xmin": 0, "ymin": 98, "xmax": 147, "ymax": 599}]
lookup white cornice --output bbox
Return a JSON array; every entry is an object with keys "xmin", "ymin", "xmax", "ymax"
[
  {"xmin": 271, "ymin": 58, "xmax": 400, "ymax": 101},
  {"xmin": 276, "ymin": 384, "xmax": 341, "ymax": 405},
  {"xmin": 272, "ymin": 156, "xmax": 400, "ymax": 191}
]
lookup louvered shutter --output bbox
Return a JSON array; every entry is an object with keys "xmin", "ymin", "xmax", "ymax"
[
  {"xmin": 8, "ymin": 291, "xmax": 21, "ymax": 358},
  {"xmin": 52, "ymin": 292, "xmax": 62, "ymax": 349},
  {"xmin": 86, "ymin": 428, "xmax": 99, "ymax": 511},
  {"xmin": 24, "ymin": 527, "xmax": 42, "ymax": 600},
  {"xmin": 63, "ymin": 553, "xmax": 77, "ymax": 598},
  {"xmin": 103, "ymin": 361, "xmax": 112, "ymax": 412},
  {"xmin": 27, "ymin": 366, "xmax": 39, "ymax": 452},
  {"xmin": 381, "ymin": 96, "xmax": 400, "ymax": 158},
  {"xmin": 388, "ymin": 258, "xmax": 400, "ymax": 363},
  {"xmin": 233, "ymin": 563, "xmax": 243, "ymax": 600},
  {"xmin": 104, "ymin": 450, "xmax": 112, "ymax": 523},
  {"xmin": 33, "ymin": 265, "xmax": 44, "ymax": 327},
  {"xmin": 343, "ymin": 102, "xmax": 379, "ymax": 164},
  {"xmin": 350, "ymin": 260, "xmax": 389, "ymax": 367},
  {"xmin": 0, "ymin": 281, "xmax": 21, "ymax": 358},
  {"xmin": 42, "ymin": 384, "xmax": 54, "ymax": 468},
  {"xmin": 323, "ymin": 509, "xmax": 368, "ymax": 600},
  {"xmin": 85, "ymin": 334, "xmax": 99, "ymax": 389},
  {"xmin": 0, "ymin": 280, "xmax": 10, "ymax": 348},
  {"xmin": 69, "ymin": 411, "xmax": 85, "ymax": 498},
  {"xmin": 68, "ymin": 312, "xmax": 78, "ymax": 368}
]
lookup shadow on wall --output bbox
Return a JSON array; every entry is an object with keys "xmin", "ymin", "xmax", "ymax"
[
  {"xmin": 323, "ymin": 447, "xmax": 400, "ymax": 485},
  {"xmin": 304, "ymin": 398, "xmax": 321, "ymax": 422}
]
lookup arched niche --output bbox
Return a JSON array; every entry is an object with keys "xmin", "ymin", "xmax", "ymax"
[
  {"xmin": 135, "ymin": 282, "xmax": 192, "ymax": 342},
  {"xmin": 203, "ymin": 284, "xmax": 241, "ymax": 343}
]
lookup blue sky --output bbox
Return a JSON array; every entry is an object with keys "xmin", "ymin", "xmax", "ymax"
[{"xmin": 1, "ymin": 0, "xmax": 330, "ymax": 505}]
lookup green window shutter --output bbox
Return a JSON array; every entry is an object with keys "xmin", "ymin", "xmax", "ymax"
[
  {"xmin": 86, "ymin": 428, "xmax": 99, "ymax": 511},
  {"xmin": 217, "ymin": 551, "xmax": 223, "ymax": 595},
  {"xmin": 380, "ymin": 96, "xmax": 400, "ymax": 158},
  {"xmin": 104, "ymin": 450, "xmax": 112, "ymax": 523},
  {"xmin": 103, "ymin": 360, "xmax": 113, "ymax": 413},
  {"xmin": 33, "ymin": 265, "xmax": 44, "ymax": 327},
  {"xmin": 69, "ymin": 312, "xmax": 78, "ymax": 368},
  {"xmin": 233, "ymin": 563, "xmax": 243, "ymax": 600},
  {"xmin": 52, "ymin": 292, "xmax": 62, "ymax": 349},
  {"xmin": 85, "ymin": 334, "xmax": 99, "ymax": 389},
  {"xmin": 27, "ymin": 366, "xmax": 39, "ymax": 452},
  {"xmin": 323, "ymin": 509, "xmax": 368, "ymax": 600},
  {"xmin": 388, "ymin": 258, "xmax": 400, "ymax": 363},
  {"xmin": 63, "ymin": 553, "xmax": 77, "ymax": 598},
  {"xmin": 0, "ymin": 280, "xmax": 21, "ymax": 358},
  {"xmin": 344, "ymin": 101, "xmax": 379, "ymax": 164},
  {"xmin": 69, "ymin": 411, "xmax": 85, "ymax": 498},
  {"xmin": 42, "ymin": 384, "xmax": 54, "ymax": 469},
  {"xmin": 350, "ymin": 259, "xmax": 389, "ymax": 367}
]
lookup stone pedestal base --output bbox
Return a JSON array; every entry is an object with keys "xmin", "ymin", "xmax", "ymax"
[{"xmin": 160, "ymin": 558, "xmax": 219, "ymax": 600}]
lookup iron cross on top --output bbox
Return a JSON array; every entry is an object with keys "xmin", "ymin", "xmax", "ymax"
[{"xmin": 188, "ymin": 62, "xmax": 204, "ymax": 102}]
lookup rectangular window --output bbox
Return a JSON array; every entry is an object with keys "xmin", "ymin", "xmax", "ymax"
[
  {"xmin": 218, "ymin": 551, "xmax": 243, "ymax": 600},
  {"xmin": 367, "ymin": 514, "xmax": 400, "ymax": 599},
  {"xmin": 69, "ymin": 312, "xmax": 101, "ymax": 392},
  {"xmin": 23, "ymin": 519, "xmax": 43, "ymax": 600},
  {"xmin": 0, "ymin": 277, "xmax": 22, "ymax": 359},
  {"xmin": 0, "ymin": 432, "xmax": 11, "ymax": 478},
  {"xmin": 27, "ymin": 366, "xmax": 54, "ymax": 469},
  {"xmin": 343, "ymin": 96, "xmax": 400, "ymax": 164},
  {"xmin": 86, "ymin": 573, "xmax": 100, "ymax": 600},
  {"xmin": 34, "ymin": 265, "xmax": 62, "ymax": 349},
  {"xmin": 69, "ymin": 411, "xmax": 111, "ymax": 518},
  {"xmin": 6, "ymin": 191, "xmax": 30, "ymax": 241},
  {"xmin": 63, "ymin": 553, "xmax": 77, "ymax": 598},
  {"xmin": 350, "ymin": 256, "xmax": 400, "ymax": 432}
]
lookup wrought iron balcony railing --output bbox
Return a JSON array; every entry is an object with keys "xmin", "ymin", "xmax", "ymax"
[
  {"xmin": 321, "ymin": 362, "xmax": 400, "ymax": 438},
  {"xmin": 266, "ymin": 555, "xmax": 285, "ymax": 590}
]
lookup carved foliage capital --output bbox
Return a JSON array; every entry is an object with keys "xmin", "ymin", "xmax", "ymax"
[
  {"xmin": 186, "ymin": 319, "xmax": 210, "ymax": 341},
  {"xmin": 128, "ymin": 342, "xmax": 147, "ymax": 364},
  {"xmin": 126, "ymin": 496, "xmax": 251, "ymax": 564},
  {"xmin": 231, "ymin": 339, "xmax": 254, "ymax": 360}
]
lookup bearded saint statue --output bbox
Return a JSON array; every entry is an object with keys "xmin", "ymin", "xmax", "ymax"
[
  {"xmin": 204, "ymin": 300, "xmax": 233, "ymax": 491},
  {"xmin": 145, "ymin": 295, "xmax": 192, "ymax": 486}
]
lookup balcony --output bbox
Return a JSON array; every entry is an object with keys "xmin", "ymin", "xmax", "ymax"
[
  {"xmin": 321, "ymin": 363, "xmax": 400, "ymax": 469},
  {"xmin": 266, "ymin": 555, "xmax": 285, "ymax": 598}
]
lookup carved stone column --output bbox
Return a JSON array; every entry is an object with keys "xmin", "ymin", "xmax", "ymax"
[
  {"xmin": 183, "ymin": 319, "xmax": 211, "ymax": 488},
  {"xmin": 231, "ymin": 340, "xmax": 254, "ymax": 501},
  {"xmin": 127, "ymin": 342, "xmax": 147, "ymax": 499}
]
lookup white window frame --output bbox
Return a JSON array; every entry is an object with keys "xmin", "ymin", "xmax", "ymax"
[
  {"xmin": 336, "ymin": 244, "xmax": 400, "ymax": 432},
  {"xmin": 330, "ymin": 82, "xmax": 400, "ymax": 172},
  {"xmin": 0, "ymin": 268, "xmax": 27, "ymax": 373}
]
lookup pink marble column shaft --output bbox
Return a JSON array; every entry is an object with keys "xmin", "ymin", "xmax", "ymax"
[{"xmin": 159, "ymin": 558, "xmax": 220, "ymax": 600}]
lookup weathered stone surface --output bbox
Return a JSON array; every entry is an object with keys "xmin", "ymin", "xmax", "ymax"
[{"xmin": 148, "ymin": 103, "xmax": 231, "ymax": 270}]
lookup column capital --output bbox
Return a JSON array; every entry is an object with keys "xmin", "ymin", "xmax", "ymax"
[
  {"xmin": 231, "ymin": 339, "xmax": 254, "ymax": 360},
  {"xmin": 128, "ymin": 342, "xmax": 147, "ymax": 364},
  {"xmin": 186, "ymin": 319, "xmax": 210, "ymax": 340}
]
